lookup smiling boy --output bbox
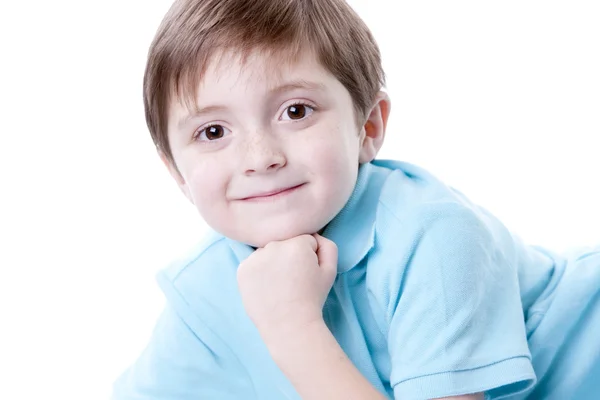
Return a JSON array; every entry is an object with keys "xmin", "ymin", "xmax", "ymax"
[
  {"xmin": 113, "ymin": 0, "xmax": 600, "ymax": 399},
  {"xmin": 165, "ymin": 51, "xmax": 376, "ymax": 249}
]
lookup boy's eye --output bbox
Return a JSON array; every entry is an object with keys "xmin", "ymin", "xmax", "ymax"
[
  {"xmin": 195, "ymin": 124, "xmax": 230, "ymax": 141},
  {"xmin": 281, "ymin": 104, "xmax": 314, "ymax": 121}
]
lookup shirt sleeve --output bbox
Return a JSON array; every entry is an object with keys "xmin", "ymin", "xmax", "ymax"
[
  {"xmin": 388, "ymin": 204, "xmax": 536, "ymax": 399},
  {"xmin": 112, "ymin": 304, "xmax": 254, "ymax": 400}
]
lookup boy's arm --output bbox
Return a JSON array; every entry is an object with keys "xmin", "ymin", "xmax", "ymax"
[
  {"xmin": 385, "ymin": 206, "xmax": 535, "ymax": 398},
  {"xmin": 266, "ymin": 319, "xmax": 387, "ymax": 400},
  {"xmin": 266, "ymin": 320, "xmax": 484, "ymax": 400},
  {"xmin": 238, "ymin": 234, "xmax": 387, "ymax": 399}
]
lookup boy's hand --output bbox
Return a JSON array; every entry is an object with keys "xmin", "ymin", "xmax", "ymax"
[{"xmin": 237, "ymin": 234, "xmax": 337, "ymax": 343}]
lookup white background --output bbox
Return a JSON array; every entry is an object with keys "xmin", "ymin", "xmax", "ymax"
[{"xmin": 1, "ymin": 1, "xmax": 598, "ymax": 399}]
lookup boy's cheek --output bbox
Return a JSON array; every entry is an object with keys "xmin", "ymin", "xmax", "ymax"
[{"xmin": 190, "ymin": 172, "xmax": 224, "ymax": 201}]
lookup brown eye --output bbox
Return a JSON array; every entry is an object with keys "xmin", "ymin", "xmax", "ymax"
[
  {"xmin": 287, "ymin": 105, "xmax": 306, "ymax": 120},
  {"xmin": 197, "ymin": 124, "xmax": 230, "ymax": 141},
  {"xmin": 282, "ymin": 104, "xmax": 314, "ymax": 121},
  {"xmin": 206, "ymin": 125, "xmax": 224, "ymax": 140}
]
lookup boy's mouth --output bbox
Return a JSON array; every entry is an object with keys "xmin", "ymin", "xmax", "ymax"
[{"xmin": 239, "ymin": 183, "xmax": 306, "ymax": 201}]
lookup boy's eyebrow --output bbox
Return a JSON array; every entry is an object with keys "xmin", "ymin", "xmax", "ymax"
[
  {"xmin": 177, "ymin": 80, "xmax": 326, "ymax": 130},
  {"xmin": 268, "ymin": 79, "xmax": 327, "ymax": 96},
  {"xmin": 177, "ymin": 105, "xmax": 228, "ymax": 130}
]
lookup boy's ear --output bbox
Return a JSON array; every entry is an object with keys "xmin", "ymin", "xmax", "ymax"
[
  {"xmin": 359, "ymin": 91, "xmax": 391, "ymax": 163},
  {"xmin": 159, "ymin": 151, "xmax": 194, "ymax": 204}
]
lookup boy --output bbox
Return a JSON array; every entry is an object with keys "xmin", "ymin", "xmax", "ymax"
[{"xmin": 113, "ymin": 0, "xmax": 600, "ymax": 398}]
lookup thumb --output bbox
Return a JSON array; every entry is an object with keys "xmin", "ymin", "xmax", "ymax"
[{"xmin": 313, "ymin": 234, "xmax": 338, "ymax": 283}]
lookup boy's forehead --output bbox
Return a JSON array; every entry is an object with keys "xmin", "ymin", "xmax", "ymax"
[
  {"xmin": 205, "ymin": 47, "xmax": 324, "ymax": 91},
  {"xmin": 172, "ymin": 47, "xmax": 332, "ymax": 112}
]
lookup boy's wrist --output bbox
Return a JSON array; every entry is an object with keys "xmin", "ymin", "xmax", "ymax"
[{"xmin": 261, "ymin": 317, "xmax": 329, "ymax": 360}]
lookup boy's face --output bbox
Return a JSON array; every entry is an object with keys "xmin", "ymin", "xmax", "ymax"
[{"xmin": 164, "ymin": 49, "xmax": 387, "ymax": 247}]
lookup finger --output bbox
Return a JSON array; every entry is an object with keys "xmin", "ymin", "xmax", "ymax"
[
  {"xmin": 313, "ymin": 234, "xmax": 338, "ymax": 277},
  {"xmin": 298, "ymin": 234, "xmax": 318, "ymax": 253}
]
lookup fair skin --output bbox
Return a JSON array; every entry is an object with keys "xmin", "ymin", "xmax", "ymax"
[{"xmin": 163, "ymin": 48, "xmax": 483, "ymax": 400}]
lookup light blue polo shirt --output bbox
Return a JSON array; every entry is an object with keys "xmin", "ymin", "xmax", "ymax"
[{"xmin": 112, "ymin": 160, "xmax": 600, "ymax": 399}]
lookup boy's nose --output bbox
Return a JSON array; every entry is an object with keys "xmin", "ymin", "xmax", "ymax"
[
  {"xmin": 244, "ymin": 158, "xmax": 285, "ymax": 175},
  {"xmin": 241, "ymin": 134, "xmax": 287, "ymax": 175}
]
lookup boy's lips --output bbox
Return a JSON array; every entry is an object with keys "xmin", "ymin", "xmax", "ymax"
[{"xmin": 239, "ymin": 183, "xmax": 306, "ymax": 201}]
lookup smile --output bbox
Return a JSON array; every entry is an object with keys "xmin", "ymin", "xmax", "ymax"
[{"xmin": 240, "ymin": 184, "xmax": 305, "ymax": 202}]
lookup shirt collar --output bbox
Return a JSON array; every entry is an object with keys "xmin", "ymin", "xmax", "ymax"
[
  {"xmin": 321, "ymin": 162, "xmax": 387, "ymax": 273},
  {"xmin": 228, "ymin": 162, "xmax": 387, "ymax": 273}
]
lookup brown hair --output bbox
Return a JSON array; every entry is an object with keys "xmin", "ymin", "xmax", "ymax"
[{"xmin": 144, "ymin": 0, "xmax": 385, "ymax": 164}]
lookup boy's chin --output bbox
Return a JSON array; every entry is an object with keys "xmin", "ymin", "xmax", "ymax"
[{"xmin": 234, "ymin": 224, "xmax": 329, "ymax": 249}]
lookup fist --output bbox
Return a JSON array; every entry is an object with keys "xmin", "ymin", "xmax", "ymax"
[{"xmin": 237, "ymin": 234, "xmax": 338, "ymax": 341}]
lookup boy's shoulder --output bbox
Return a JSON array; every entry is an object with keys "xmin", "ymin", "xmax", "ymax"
[
  {"xmin": 364, "ymin": 160, "xmax": 525, "ymax": 290},
  {"xmin": 372, "ymin": 159, "xmax": 480, "ymax": 223},
  {"xmin": 328, "ymin": 160, "xmax": 503, "ymax": 277},
  {"xmin": 372, "ymin": 160, "xmax": 514, "ymax": 257},
  {"xmin": 157, "ymin": 229, "xmax": 243, "ymax": 315},
  {"xmin": 160, "ymin": 229, "xmax": 230, "ymax": 283},
  {"xmin": 155, "ymin": 230, "xmax": 253, "ymax": 346},
  {"xmin": 158, "ymin": 229, "xmax": 243, "ymax": 300}
]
